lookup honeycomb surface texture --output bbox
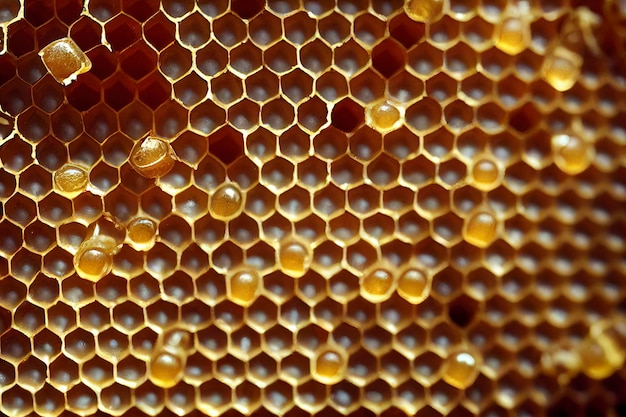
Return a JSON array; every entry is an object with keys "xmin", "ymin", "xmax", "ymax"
[{"xmin": 0, "ymin": 0, "xmax": 625, "ymax": 416}]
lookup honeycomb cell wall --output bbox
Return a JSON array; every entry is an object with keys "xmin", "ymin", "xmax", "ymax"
[{"xmin": 1, "ymin": 1, "xmax": 626, "ymax": 417}]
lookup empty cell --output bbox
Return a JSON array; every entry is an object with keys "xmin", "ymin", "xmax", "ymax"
[
  {"xmin": 213, "ymin": 13, "xmax": 246, "ymax": 47},
  {"xmin": 300, "ymin": 39, "xmax": 332, "ymax": 74}
]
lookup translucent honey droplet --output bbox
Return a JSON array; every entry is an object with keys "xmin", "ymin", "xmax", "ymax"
[
  {"xmin": 313, "ymin": 347, "xmax": 346, "ymax": 384},
  {"xmin": 361, "ymin": 268, "xmax": 395, "ymax": 302},
  {"xmin": 494, "ymin": 17, "xmax": 530, "ymax": 55},
  {"xmin": 471, "ymin": 158, "xmax": 500, "ymax": 190},
  {"xmin": 405, "ymin": 0, "xmax": 444, "ymax": 23},
  {"xmin": 38, "ymin": 37, "xmax": 92, "ymax": 85},
  {"xmin": 130, "ymin": 136, "xmax": 176, "ymax": 179},
  {"xmin": 210, "ymin": 183, "xmax": 243, "ymax": 220},
  {"xmin": 54, "ymin": 163, "xmax": 89, "ymax": 195},
  {"xmin": 543, "ymin": 46, "xmax": 581, "ymax": 92},
  {"xmin": 464, "ymin": 211, "xmax": 498, "ymax": 248},
  {"xmin": 279, "ymin": 240, "xmax": 311, "ymax": 278},
  {"xmin": 228, "ymin": 269, "xmax": 261, "ymax": 306},
  {"xmin": 397, "ymin": 268, "xmax": 429, "ymax": 303},
  {"xmin": 74, "ymin": 244, "xmax": 112, "ymax": 281},
  {"xmin": 580, "ymin": 320, "xmax": 626, "ymax": 379},
  {"xmin": 149, "ymin": 352, "xmax": 184, "ymax": 388},
  {"xmin": 162, "ymin": 328, "xmax": 193, "ymax": 352},
  {"xmin": 127, "ymin": 217, "xmax": 157, "ymax": 251},
  {"xmin": 442, "ymin": 350, "xmax": 480, "ymax": 389},
  {"xmin": 367, "ymin": 101, "xmax": 401, "ymax": 133},
  {"xmin": 552, "ymin": 133, "xmax": 593, "ymax": 175}
]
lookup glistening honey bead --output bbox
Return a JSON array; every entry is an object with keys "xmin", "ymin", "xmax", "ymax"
[
  {"xmin": 543, "ymin": 46, "xmax": 582, "ymax": 92},
  {"xmin": 209, "ymin": 183, "xmax": 244, "ymax": 220},
  {"xmin": 54, "ymin": 163, "xmax": 89, "ymax": 196},
  {"xmin": 149, "ymin": 352, "xmax": 184, "ymax": 388},
  {"xmin": 404, "ymin": 0, "xmax": 444, "ymax": 23},
  {"xmin": 74, "ymin": 243, "xmax": 113, "ymax": 281},
  {"xmin": 494, "ymin": 17, "xmax": 530, "ymax": 55},
  {"xmin": 361, "ymin": 268, "xmax": 395, "ymax": 302},
  {"xmin": 39, "ymin": 37, "xmax": 92, "ymax": 85},
  {"xmin": 397, "ymin": 268, "xmax": 429, "ymax": 304},
  {"xmin": 228, "ymin": 269, "xmax": 261, "ymax": 306},
  {"xmin": 278, "ymin": 240, "xmax": 311, "ymax": 278},
  {"xmin": 313, "ymin": 347, "xmax": 347, "ymax": 384},
  {"xmin": 366, "ymin": 101, "xmax": 402, "ymax": 133},
  {"xmin": 126, "ymin": 217, "xmax": 157, "ymax": 251},
  {"xmin": 471, "ymin": 159, "xmax": 500, "ymax": 189},
  {"xmin": 580, "ymin": 320, "xmax": 626, "ymax": 379},
  {"xmin": 130, "ymin": 136, "xmax": 176, "ymax": 179},
  {"xmin": 442, "ymin": 350, "xmax": 480, "ymax": 389},
  {"xmin": 551, "ymin": 133, "xmax": 594, "ymax": 175},
  {"xmin": 464, "ymin": 211, "xmax": 499, "ymax": 248}
]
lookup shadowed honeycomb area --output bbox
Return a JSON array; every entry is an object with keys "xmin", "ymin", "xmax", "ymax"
[{"xmin": 1, "ymin": 0, "xmax": 626, "ymax": 416}]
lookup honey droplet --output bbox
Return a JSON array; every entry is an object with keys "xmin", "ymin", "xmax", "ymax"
[
  {"xmin": 38, "ymin": 37, "xmax": 92, "ymax": 85},
  {"xmin": 552, "ymin": 134, "xmax": 593, "ymax": 175},
  {"xmin": 130, "ymin": 136, "xmax": 176, "ymax": 178},
  {"xmin": 361, "ymin": 268, "xmax": 395, "ymax": 302},
  {"xmin": 210, "ymin": 183, "xmax": 243, "ymax": 220},
  {"xmin": 494, "ymin": 17, "xmax": 530, "ymax": 55},
  {"xmin": 405, "ymin": 0, "xmax": 444, "ymax": 23},
  {"xmin": 54, "ymin": 163, "xmax": 89, "ymax": 195},
  {"xmin": 580, "ymin": 320, "xmax": 626, "ymax": 379},
  {"xmin": 313, "ymin": 347, "xmax": 346, "ymax": 384},
  {"xmin": 162, "ymin": 328, "xmax": 193, "ymax": 353},
  {"xmin": 397, "ymin": 268, "xmax": 429, "ymax": 303},
  {"xmin": 74, "ymin": 244, "xmax": 112, "ymax": 281},
  {"xmin": 367, "ymin": 101, "xmax": 401, "ymax": 133},
  {"xmin": 279, "ymin": 240, "xmax": 311, "ymax": 278},
  {"xmin": 543, "ymin": 46, "xmax": 582, "ymax": 92},
  {"xmin": 228, "ymin": 269, "xmax": 261, "ymax": 306},
  {"xmin": 127, "ymin": 217, "xmax": 157, "ymax": 251},
  {"xmin": 149, "ymin": 352, "xmax": 184, "ymax": 388},
  {"xmin": 464, "ymin": 211, "xmax": 498, "ymax": 248},
  {"xmin": 471, "ymin": 159, "xmax": 500, "ymax": 189},
  {"xmin": 442, "ymin": 350, "xmax": 480, "ymax": 389}
]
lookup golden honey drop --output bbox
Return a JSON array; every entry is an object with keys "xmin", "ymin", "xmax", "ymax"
[
  {"xmin": 127, "ymin": 217, "xmax": 157, "ymax": 251},
  {"xmin": 471, "ymin": 159, "xmax": 500, "ymax": 189},
  {"xmin": 130, "ymin": 136, "xmax": 176, "ymax": 179},
  {"xmin": 361, "ymin": 268, "xmax": 395, "ymax": 302},
  {"xmin": 551, "ymin": 133, "xmax": 594, "ymax": 175},
  {"xmin": 210, "ymin": 183, "xmax": 244, "ymax": 220},
  {"xmin": 228, "ymin": 269, "xmax": 261, "ymax": 306},
  {"xmin": 404, "ymin": 0, "xmax": 445, "ymax": 23},
  {"xmin": 366, "ymin": 101, "xmax": 401, "ymax": 133},
  {"xmin": 313, "ymin": 347, "xmax": 347, "ymax": 384},
  {"xmin": 149, "ymin": 352, "xmax": 184, "ymax": 388},
  {"xmin": 543, "ymin": 46, "xmax": 582, "ymax": 92},
  {"xmin": 494, "ymin": 17, "xmax": 530, "ymax": 56},
  {"xmin": 397, "ymin": 268, "xmax": 429, "ymax": 303},
  {"xmin": 442, "ymin": 350, "xmax": 480, "ymax": 389},
  {"xmin": 279, "ymin": 240, "xmax": 311, "ymax": 278},
  {"xmin": 39, "ymin": 37, "xmax": 92, "ymax": 85},
  {"xmin": 580, "ymin": 320, "xmax": 626, "ymax": 379},
  {"xmin": 464, "ymin": 211, "xmax": 498, "ymax": 248},
  {"xmin": 54, "ymin": 163, "xmax": 89, "ymax": 195},
  {"xmin": 162, "ymin": 328, "xmax": 193, "ymax": 352}
]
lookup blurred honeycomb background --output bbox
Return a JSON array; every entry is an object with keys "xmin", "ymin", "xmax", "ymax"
[{"xmin": 0, "ymin": 0, "xmax": 626, "ymax": 416}]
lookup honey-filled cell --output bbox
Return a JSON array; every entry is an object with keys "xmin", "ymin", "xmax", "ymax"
[{"xmin": 2, "ymin": 0, "xmax": 625, "ymax": 416}]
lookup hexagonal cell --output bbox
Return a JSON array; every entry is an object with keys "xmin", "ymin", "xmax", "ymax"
[{"xmin": 300, "ymin": 38, "xmax": 332, "ymax": 75}]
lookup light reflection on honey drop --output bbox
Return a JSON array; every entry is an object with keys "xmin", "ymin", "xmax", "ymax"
[
  {"xmin": 543, "ymin": 46, "xmax": 581, "ymax": 92},
  {"xmin": 228, "ymin": 269, "xmax": 261, "ymax": 306},
  {"xmin": 397, "ymin": 268, "xmax": 429, "ymax": 303},
  {"xmin": 127, "ymin": 217, "xmax": 157, "ymax": 251},
  {"xmin": 552, "ymin": 133, "xmax": 593, "ymax": 175},
  {"xmin": 54, "ymin": 163, "xmax": 89, "ymax": 196},
  {"xmin": 404, "ymin": 0, "xmax": 444, "ymax": 23},
  {"xmin": 279, "ymin": 240, "xmax": 311, "ymax": 278},
  {"xmin": 442, "ymin": 350, "xmax": 480, "ymax": 389},
  {"xmin": 471, "ymin": 159, "xmax": 500, "ymax": 190},
  {"xmin": 149, "ymin": 352, "xmax": 184, "ymax": 388},
  {"xmin": 39, "ymin": 37, "xmax": 92, "ymax": 85},
  {"xmin": 74, "ymin": 246, "xmax": 111, "ymax": 281},
  {"xmin": 313, "ymin": 347, "xmax": 347, "ymax": 384},
  {"xmin": 361, "ymin": 268, "xmax": 395, "ymax": 302},
  {"xmin": 130, "ymin": 136, "xmax": 176, "ymax": 178},
  {"xmin": 210, "ymin": 183, "xmax": 243, "ymax": 220},
  {"xmin": 494, "ymin": 17, "xmax": 530, "ymax": 55},
  {"xmin": 367, "ymin": 101, "xmax": 401, "ymax": 133},
  {"xmin": 464, "ymin": 211, "xmax": 498, "ymax": 248}
]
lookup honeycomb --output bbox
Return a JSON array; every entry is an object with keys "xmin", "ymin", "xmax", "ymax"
[{"xmin": 0, "ymin": 0, "xmax": 626, "ymax": 416}]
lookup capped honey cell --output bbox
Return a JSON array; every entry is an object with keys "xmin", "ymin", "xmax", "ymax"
[
  {"xmin": 149, "ymin": 351, "xmax": 185, "ymax": 388},
  {"xmin": 129, "ymin": 136, "xmax": 177, "ymax": 179},
  {"xmin": 209, "ymin": 183, "xmax": 244, "ymax": 220},
  {"xmin": 312, "ymin": 345, "xmax": 347, "ymax": 384},
  {"xmin": 126, "ymin": 217, "xmax": 157, "ymax": 251},
  {"xmin": 361, "ymin": 267, "xmax": 395, "ymax": 303},
  {"xmin": 73, "ymin": 235, "xmax": 119, "ymax": 281},
  {"xmin": 397, "ymin": 268, "xmax": 429, "ymax": 304},
  {"xmin": 278, "ymin": 239, "xmax": 311, "ymax": 278},
  {"xmin": 463, "ymin": 211, "xmax": 499, "ymax": 248},
  {"xmin": 54, "ymin": 163, "xmax": 89, "ymax": 196},
  {"xmin": 470, "ymin": 158, "xmax": 500, "ymax": 190},
  {"xmin": 228, "ymin": 268, "xmax": 261, "ymax": 306},
  {"xmin": 39, "ymin": 37, "xmax": 92, "ymax": 86},
  {"xmin": 366, "ymin": 100, "xmax": 403, "ymax": 133},
  {"xmin": 442, "ymin": 349, "xmax": 481, "ymax": 389}
]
